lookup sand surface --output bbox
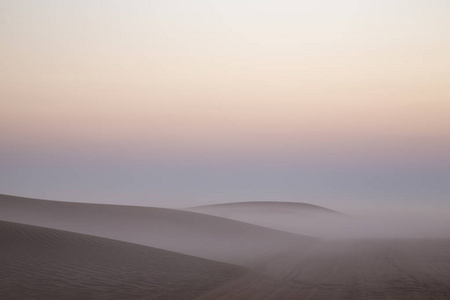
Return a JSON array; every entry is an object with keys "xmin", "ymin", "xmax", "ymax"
[
  {"xmin": 4, "ymin": 220, "xmax": 449, "ymax": 299},
  {"xmin": 0, "ymin": 220, "xmax": 250, "ymax": 300},
  {"xmin": 200, "ymin": 239, "xmax": 450, "ymax": 299}
]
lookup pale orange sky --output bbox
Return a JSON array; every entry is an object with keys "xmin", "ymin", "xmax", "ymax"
[
  {"xmin": 2, "ymin": 0, "xmax": 450, "ymax": 153},
  {"xmin": 1, "ymin": 0, "xmax": 449, "ymax": 207}
]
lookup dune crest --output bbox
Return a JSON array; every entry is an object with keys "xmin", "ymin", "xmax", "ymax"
[
  {"xmin": 0, "ymin": 194, "xmax": 312, "ymax": 267},
  {"xmin": 188, "ymin": 201, "xmax": 342, "ymax": 217}
]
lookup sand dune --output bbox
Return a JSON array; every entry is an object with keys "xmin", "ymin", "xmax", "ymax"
[
  {"xmin": 189, "ymin": 201, "xmax": 342, "ymax": 215},
  {"xmin": 2, "ymin": 220, "xmax": 450, "ymax": 299},
  {"xmin": 188, "ymin": 201, "xmax": 347, "ymax": 237},
  {"xmin": 0, "ymin": 220, "xmax": 250, "ymax": 299},
  {"xmin": 191, "ymin": 201, "xmax": 340, "ymax": 211},
  {"xmin": 2, "ymin": 194, "xmax": 450, "ymax": 299},
  {"xmin": 0, "ymin": 194, "xmax": 312, "ymax": 267}
]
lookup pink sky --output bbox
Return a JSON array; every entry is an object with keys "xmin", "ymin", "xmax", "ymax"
[{"xmin": 1, "ymin": 0, "xmax": 449, "ymax": 208}]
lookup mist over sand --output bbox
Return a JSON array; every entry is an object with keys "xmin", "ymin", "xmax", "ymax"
[
  {"xmin": 0, "ymin": 194, "xmax": 313, "ymax": 267},
  {"xmin": 190, "ymin": 201, "xmax": 450, "ymax": 239},
  {"xmin": 1, "ymin": 194, "xmax": 450, "ymax": 299}
]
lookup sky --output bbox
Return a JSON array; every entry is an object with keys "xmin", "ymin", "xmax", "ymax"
[{"xmin": 1, "ymin": 0, "xmax": 450, "ymax": 213}]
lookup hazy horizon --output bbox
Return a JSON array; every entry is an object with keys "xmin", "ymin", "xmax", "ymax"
[{"xmin": 1, "ymin": 0, "xmax": 449, "ymax": 213}]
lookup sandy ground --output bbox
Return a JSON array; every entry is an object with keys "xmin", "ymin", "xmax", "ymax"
[
  {"xmin": 201, "ymin": 239, "xmax": 450, "ymax": 299},
  {"xmin": 2, "ymin": 194, "xmax": 450, "ymax": 299},
  {"xmin": 0, "ymin": 220, "xmax": 249, "ymax": 300},
  {"xmin": 2, "ymin": 220, "xmax": 449, "ymax": 299}
]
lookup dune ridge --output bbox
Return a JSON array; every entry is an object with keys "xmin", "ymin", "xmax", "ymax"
[
  {"xmin": 0, "ymin": 194, "xmax": 313, "ymax": 267},
  {"xmin": 189, "ymin": 201, "xmax": 342, "ymax": 214}
]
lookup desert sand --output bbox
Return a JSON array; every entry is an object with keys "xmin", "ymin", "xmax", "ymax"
[
  {"xmin": 0, "ymin": 220, "xmax": 250, "ymax": 299},
  {"xmin": 1, "ymin": 194, "xmax": 450, "ymax": 299},
  {"xmin": 198, "ymin": 239, "xmax": 450, "ymax": 300}
]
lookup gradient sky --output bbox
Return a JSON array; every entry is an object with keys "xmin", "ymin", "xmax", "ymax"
[{"xmin": 1, "ymin": 0, "xmax": 449, "ymax": 212}]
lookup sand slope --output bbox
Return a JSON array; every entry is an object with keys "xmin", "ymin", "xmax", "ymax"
[
  {"xmin": 0, "ymin": 194, "xmax": 312, "ymax": 266},
  {"xmin": 0, "ymin": 220, "xmax": 249, "ymax": 300}
]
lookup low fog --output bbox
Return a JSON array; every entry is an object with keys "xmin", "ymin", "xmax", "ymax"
[
  {"xmin": 189, "ymin": 203, "xmax": 450, "ymax": 239},
  {"xmin": 278, "ymin": 213, "xmax": 450, "ymax": 239}
]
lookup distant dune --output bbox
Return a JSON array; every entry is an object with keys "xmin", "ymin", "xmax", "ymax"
[
  {"xmin": 188, "ymin": 201, "xmax": 347, "ymax": 237},
  {"xmin": 188, "ymin": 201, "xmax": 450, "ymax": 239},
  {"xmin": 0, "ymin": 220, "xmax": 249, "ymax": 299},
  {"xmin": 189, "ymin": 201, "xmax": 342, "ymax": 216},
  {"xmin": 0, "ymin": 194, "xmax": 313, "ymax": 267}
]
